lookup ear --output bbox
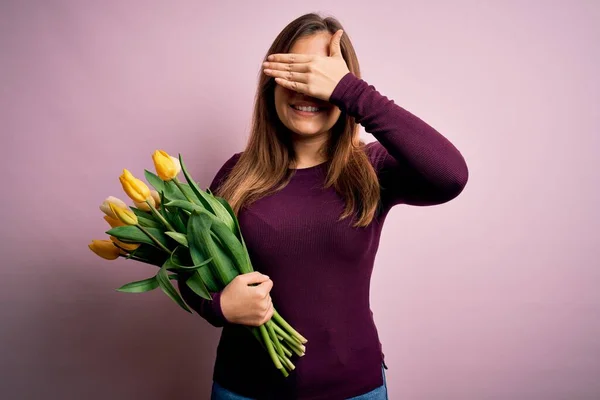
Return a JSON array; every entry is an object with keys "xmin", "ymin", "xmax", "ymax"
[{"xmin": 329, "ymin": 29, "xmax": 344, "ymax": 57}]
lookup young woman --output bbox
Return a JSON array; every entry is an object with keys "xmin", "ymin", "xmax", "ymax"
[{"xmin": 179, "ymin": 13, "xmax": 469, "ymax": 400}]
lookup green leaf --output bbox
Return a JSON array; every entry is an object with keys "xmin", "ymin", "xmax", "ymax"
[
  {"xmin": 179, "ymin": 154, "xmax": 235, "ymax": 231},
  {"xmin": 116, "ymin": 274, "xmax": 178, "ymax": 293},
  {"xmin": 164, "ymin": 199, "xmax": 206, "ymax": 214},
  {"xmin": 128, "ymin": 244, "xmax": 169, "ymax": 266},
  {"xmin": 185, "ymin": 270, "xmax": 212, "ymax": 300},
  {"xmin": 106, "ymin": 226, "xmax": 171, "ymax": 250},
  {"xmin": 165, "ymin": 231, "xmax": 188, "ymax": 247},
  {"xmin": 129, "ymin": 208, "xmax": 162, "ymax": 228},
  {"xmin": 197, "ymin": 263, "xmax": 220, "ymax": 292},
  {"xmin": 144, "ymin": 170, "xmax": 165, "ymax": 193},
  {"xmin": 209, "ymin": 218, "xmax": 252, "ymax": 274},
  {"xmin": 214, "ymin": 197, "xmax": 241, "ymax": 237},
  {"xmin": 116, "ymin": 276, "xmax": 159, "ymax": 293},
  {"xmin": 165, "ymin": 180, "xmax": 200, "ymax": 204},
  {"xmin": 214, "ymin": 196, "xmax": 253, "ymax": 271},
  {"xmin": 162, "ymin": 206, "xmax": 187, "ymax": 234},
  {"xmin": 185, "ymin": 217, "xmax": 220, "ymax": 292},
  {"xmin": 166, "ymin": 246, "xmax": 212, "ymax": 271},
  {"xmin": 157, "ymin": 261, "xmax": 192, "ymax": 313},
  {"xmin": 130, "ymin": 206, "xmax": 153, "ymax": 219},
  {"xmin": 187, "ymin": 211, "xmax": 238, "ymax": 288},
  {"xmin": 159, "ymin": 190, "xmax": 169, "ymax": 219}
]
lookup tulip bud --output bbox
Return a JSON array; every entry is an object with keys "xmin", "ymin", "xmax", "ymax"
[
  {"xmin": 152, "ymin": 150, "xmax": 181, "ymax": 181},
  {"xmin": 109, "ymin": 202, "xmax": 138, "ymax": 226},
  {"xmin": 109, "ymin": 236, "xmax": 140, "ymax": 251},
  {"xmin": 134, "ymin": 193, "xmax": 156, "ymax": 212},
  {"xmin": 104, "ymin": 215, "xmax": 125, "ymax": 228},
  {"xmin": 150, "ymin": 190, "xmax": 161, "ymax": 207},
  {"xmin": 99, "ymin": 196, "xmax": 128, "ymax": 218},
  {"xmin": 89, "ymin": 239, "xmax": 121, "ymax": 260},
  {"xmin": 119, "ymin": 169, "xmax": 151, "ymax": 203}
]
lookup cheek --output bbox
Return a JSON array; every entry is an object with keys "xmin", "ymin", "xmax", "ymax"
[
  {"xmin": 274, "ymin": 87, "xmax": 291, "ymax": 118},
  {"xmin": 325, "ymin": 108, "xmax": 342, "ymax": 126}
]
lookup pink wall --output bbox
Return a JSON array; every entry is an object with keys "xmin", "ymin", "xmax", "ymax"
[{"xmin": 1, "ymin": 1, "xmax": 598, "ymax": 398}]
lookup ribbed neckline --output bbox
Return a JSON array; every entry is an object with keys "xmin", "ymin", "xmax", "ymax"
[{"xmin": 288, "ymin": 160, "xmax": 329, "ymax": 174}]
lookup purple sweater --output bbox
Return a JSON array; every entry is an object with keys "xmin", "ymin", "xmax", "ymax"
[{"xmin": 179, "ymin": 72, "xmax": 469, "ymax": 399}]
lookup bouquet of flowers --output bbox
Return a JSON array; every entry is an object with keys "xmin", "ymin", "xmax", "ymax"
[{"xmin": 88, "ymin": 150, "xmax": 307, "ymax": 377}]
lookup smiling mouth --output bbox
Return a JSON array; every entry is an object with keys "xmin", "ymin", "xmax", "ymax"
[{"xmin": 289, "ymin": 104, "xmax": 327, "ymax": 115}]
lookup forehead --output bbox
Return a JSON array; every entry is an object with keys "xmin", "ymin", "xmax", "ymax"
[{"xmin": 289, "ymin": 32, "xmax": 332, "ymax": 56}]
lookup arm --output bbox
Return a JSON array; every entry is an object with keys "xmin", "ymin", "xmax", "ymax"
[
  {"xmin": 328, "ymin": 72, "xmax": 469, "ymax": 208},
  {"xmin": 177, "ymin": 152, "xmax": 242, "ymax": 327}
]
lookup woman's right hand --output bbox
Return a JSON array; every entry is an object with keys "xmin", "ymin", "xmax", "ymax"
[{"xmin": 220, "ymin": 271, "xmax": 274, "ymax": 326}]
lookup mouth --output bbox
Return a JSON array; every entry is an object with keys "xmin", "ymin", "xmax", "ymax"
[{"xmin": 289, "ymin": 103, "xmax": 328, "ymax": 116}]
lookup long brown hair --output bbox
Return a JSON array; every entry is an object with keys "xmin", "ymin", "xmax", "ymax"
[{"xmin": 215, "ymin": 13, "xmax": 381, "ymax": 228}]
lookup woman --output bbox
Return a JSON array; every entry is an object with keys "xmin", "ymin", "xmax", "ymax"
[{"xmin": 179, "ymin": 12, "xmax": 469, "ymax": 400}]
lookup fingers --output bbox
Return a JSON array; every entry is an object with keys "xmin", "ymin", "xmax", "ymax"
[
  {"xmin": 259, "ymin": 298, "xmax": 274, "ymax": 325},
  {"xmin": 267, "ymin": 53, "xmax": 314, "ymax": 63},
  {"xmin": 329, "ymin": 29, "xmax": 344, "ymax": 57},
  {"xmin": 263, "ymin": 61, "xmax": 310, "ymax": 83},
  {"xmin": 239, "ymin": 271, "xmax": 270, "ymax": 285},
  {"xmin": 263, "ymin": 61, "xmax": 310, "ymax": 73},
  {"xmin": 264, "ymin": 69, "xmax": 309, "ymax": 84},
  {"xmin": 247, "ymin": 295, "xmax": 273, "ymax": 326},
  {"xmin": 274, "ymin": 78, "xmax": 309, "ymax": 94},
  {"xmin": 255, "ymin": 279, "xmax": 273, "ymax": 298}
]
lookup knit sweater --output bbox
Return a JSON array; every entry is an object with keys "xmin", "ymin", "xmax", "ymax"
[{"xmin": 178, "ymin": 72, "xmax": 469, "ymax": 399}]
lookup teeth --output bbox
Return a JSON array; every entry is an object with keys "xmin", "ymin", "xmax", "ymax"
[{"xmin": 293, "ymin": 105, "xmax": 320, "ymax": 112}]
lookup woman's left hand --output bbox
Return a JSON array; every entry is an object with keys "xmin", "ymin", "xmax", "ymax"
[{"xmin": 262, "ymin": 29, "xmax": 350, "ymax": 102}]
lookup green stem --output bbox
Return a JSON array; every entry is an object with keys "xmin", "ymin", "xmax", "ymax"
[
  {"xmin": 281, "ymin": 343, "xmax": 292, "ymax": 358},
  {"xmin": 146, "ymin": 200, "xmax": 176, "ymax": 232},
  {"xmin": 277, "ymin": 352, "xmax": 295, "ymax": 371},
  {"xmin": 272, "ymin": 323, "xmax": 305, "ymax": 356},
  {"xmin": 136, "ymin": 225, "xmax": 171, "ymax": 253},
  {"xmin": 118, "ymin": 254, "xmax": 146, "ymax": 262},
  {"xmin": 173, "ymin": 177, "xmax": 196, "ymax": 203},
  {"xmin": 277, "ymin": 359, "xmax": 290, "ymax": 377},
  {"xmin": 259, "ymin": 324, "xmax": 283, "ymax": 370},
  {"xmin": 266, "ymin": 320, "xmax": 285, "ymax": 359},
  {"xmin": 273, "ymin": 309, "xmax": 307, "ymax": 343},
  {"xmin": 246, "ymin": 326, "xmax": 293, "ymax": 376}
]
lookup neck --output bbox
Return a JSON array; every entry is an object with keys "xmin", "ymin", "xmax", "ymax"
[{"xmin": 289, "ymin": 130, "xmax": 330, "ymax": 168}]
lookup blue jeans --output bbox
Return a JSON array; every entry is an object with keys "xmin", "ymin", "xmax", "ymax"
[{"xmin": 211, "ymin": 364, "xmax": 388, "ymax": 399}]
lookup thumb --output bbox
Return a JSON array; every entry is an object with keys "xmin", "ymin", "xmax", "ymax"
[
  {"xmin": 240, "ymin": 271, "xmax": 270, "ymax": 285},
  {"xmin": 329, "ymin": 29, "xmax": 343, "ymax": 57}
]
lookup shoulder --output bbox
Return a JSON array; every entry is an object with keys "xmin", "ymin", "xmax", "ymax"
[
  {"xmin": 209, "ymin": 151, "xmax": 243, "ymax": 192},
  {"xmin": 220, "ymin": 151, "xmax": 243, "ymax": 171},
  {"xmin": 362, "ymin": 140, "xmax": 387, "ymax": 172}
]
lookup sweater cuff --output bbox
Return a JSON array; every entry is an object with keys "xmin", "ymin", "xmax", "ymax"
[
  {"xmin": 329, "ymin": 72, "xmax": 362, "ymax": 111},
  {"xmin": 210, "ymin": 290, "xmax": 229, "ymax": 326}
]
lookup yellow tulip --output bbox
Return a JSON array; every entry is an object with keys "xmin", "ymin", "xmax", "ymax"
[
  {"xmin": 99, "ymin": 196, "xmax": 128, "ymax": 218},
  {"xmin": 109, "ymin": 235, "xmax": 140, "ymax": 251},
  {"xmin": 152, "ymin": 150, "xmax": 181, "ymax": 181},
  {"xmin": 89, "ymin": 239, "xmax": 120, "ymax": 260},
  {"xmin": 109, "ymin": 202, "xmax": 138, "ymax": 226},
  {"xmin": 150, "ymin": 190, "xmax": 161, "ymax": 207},
  {"xmin": 104, "ymin": 215, "xmax": 125, "ymax": 228},
  {"xmin": 119, "ymin": 169, "xmax": 151, "ymax": 203},
  {"xmin": 134, "ymin": 192, "xmax": 156, "ymax": 211}
]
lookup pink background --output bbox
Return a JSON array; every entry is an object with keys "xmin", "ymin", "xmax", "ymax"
[{"xmin": 1, "ymin": 1, "xmax": 598, "ymax": 399}]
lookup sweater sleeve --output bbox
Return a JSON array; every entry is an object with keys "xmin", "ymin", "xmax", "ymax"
[
  {"xmin": 177, "ymin": 152, "xmax": 242, "ymax": 327},
  {"xmin": 328, "ymin": 72, "xmax": 469, "ymax": 209}
]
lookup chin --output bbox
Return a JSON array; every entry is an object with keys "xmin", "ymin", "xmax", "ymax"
[
  {"xmin": 288, "ymin": 123, "xmax": 328, "ymax": 136},
  {"xmin": 283, "ymin": 112, "xmax": 335, "ymax": 136}
]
